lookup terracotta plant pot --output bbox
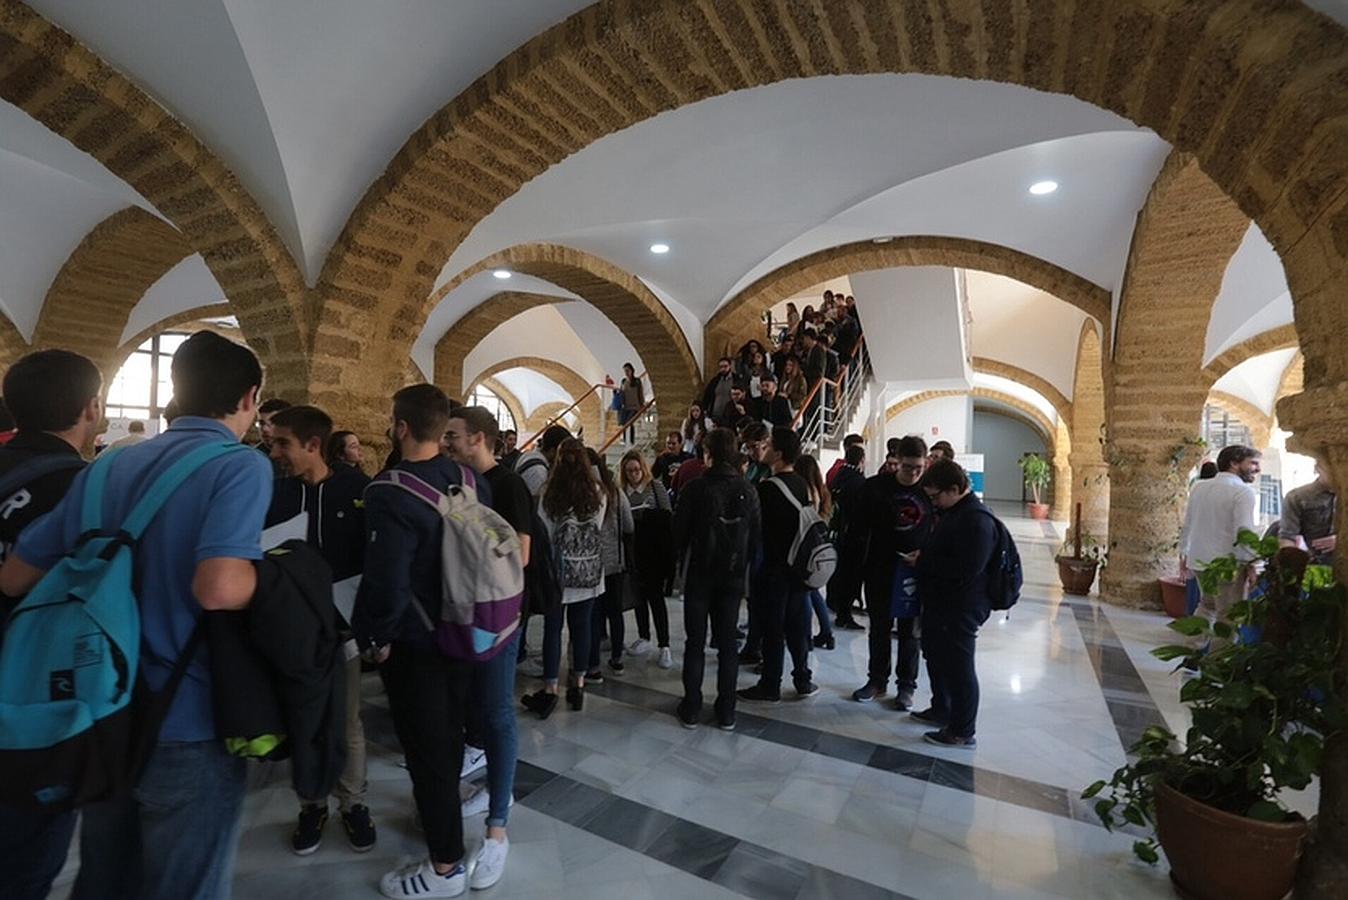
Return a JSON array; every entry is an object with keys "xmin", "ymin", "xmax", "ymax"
[
  {"xmin": 1027, "ymin": 502, "xmax": 1050, "ymax": 520},
  {"xmin": 1055, "ymin": 556, "xmax": 1098, "ymax": 595},
  {"xmin": 1154, "ymin": 781, "xmax": 1307, "ymax": 900},
  {"xmin": 1159, "ymin": 575, "xmax": 1189, "ymax": 619}
]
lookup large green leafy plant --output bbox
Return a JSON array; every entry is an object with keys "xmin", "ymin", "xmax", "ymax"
[
  {"xmin": 1083, "ymin": 530, "xmax": 1346, "ymax": 863},
  {"xmin": 1019, "ymin": 453, "xmax": 1052, "ymax": 505}
]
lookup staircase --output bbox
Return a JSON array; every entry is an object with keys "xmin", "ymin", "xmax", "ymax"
[
  {"xmin": 601, "ymin": 402, "xmax": 660, "ymax": 469},
  {"xmin": 800, "ymin": 339, "xmax": 874, "ymax": 456}
]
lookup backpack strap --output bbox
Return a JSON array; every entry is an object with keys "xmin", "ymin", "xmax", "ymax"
[
  {"xmin": 0, "ymin": 453, "xmax": 86, "ymax": 503},
  {"xmin": 369, "ymin": 466, "xmax": 476, "ymax": 515},
  {"xmin": 767, "ymin": 476, "xmax": 805, "ymax": 512},
  {"xmin": 79, "ymin": 447, "xmax": 127, "ymax": 535},
  {"xmin": 119, "ymin": 443, "xmax": 251, "ymax": 540}
]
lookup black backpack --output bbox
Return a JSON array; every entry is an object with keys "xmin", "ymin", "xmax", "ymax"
[
  {"xmin": 699, "ymin": 481, "xmax": 754, "ymax": 578},
  {"xmin": 978, "ymin": 509, "xmax": 1022, "ymax": 612},
  {"xmin": 523, "ymin": 509, "xmax": 562, "ymax": 615}
]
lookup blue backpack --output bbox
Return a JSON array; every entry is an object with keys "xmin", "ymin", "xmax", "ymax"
[{"xmin": 0, "ymin": 441, "xmax": 249, "ymax": 810}]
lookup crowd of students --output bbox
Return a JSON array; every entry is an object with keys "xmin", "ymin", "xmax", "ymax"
[{"xmin": 0, "ymin": 327, "xmax": 1012, "ymax": 900}]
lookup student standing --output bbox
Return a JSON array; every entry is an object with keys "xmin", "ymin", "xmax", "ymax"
[{"xmin": 619, "ymin": 450, "xmax": 673, "ymax": 666}]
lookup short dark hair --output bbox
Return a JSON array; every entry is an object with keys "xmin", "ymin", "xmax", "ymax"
[
  {"xmin": 930, "ymin": 440, "xmax": 955, "ymax": 460},
  {"xmin": 163, "ymin": 398, "xmax": 181, "ymax": 423},
  {"xmin": 451, "ymin": 405, "xmax": 500, "ymax": 444},
  {"xmin": 740, "ymin": 421, "xmax": 769, "ymax": 443},
  {"xmin": 719, "ymin": 356, "xmax": 734, "ymax": 366},
  {"xmin": 3, "ymin": 349, "xmax": 102, "ymax": 433},
  {"xmin": 845, "ymin": 444, "xmax": 865, "ymax": 465},
  {"xmin": 666, "ymin": 430, "xmax": 683, "ymax": 442},
  {"xmin": 1198, "ymin": 461, "xmax": 1218, "ymax": 480},
  {"xmin": 503, "ymin": 429, "xmax": 517, "ymax": 440},
  {"xmin": 326, "ymin": 430, "xmax": 356, "ymax": 464},
  {"xmin": 172, "ymin": 331, "xmax": 263, "ymax": 420},
  {"xmin": 920, "ymin": 459, "xmax": 970, "ymax": 494},
  {"xmin": 259, "ymin": 398, "xmax": 292, "ymax": 415},
  {"xmin": 392, "ymin": 383, "xmax": 452, "ymax": 443},
  {"xmin": 897, "ymin": 435, "xmax": 928, "ymax": 459},
  {"xmin": 270, "ymin": 405, "xmax": 333, "ymax": 448},
  {"xmin": 771, "ymin": 426, "xmax": 801, "ymax": 464},
  {"xmin": 539, "ymin": 424, "xmax": 572, "ymax": 453},
  {"xmin": 705, "ymin": 427, "xmax": 739, "ymax": 466},
  {"xmin": 1216, "ymin": 445, "xmax": 1260, "ymax": 472},
  {"xmin": 843, "ymin": 433, "xmax": 864, "ymax": 447},
  {"xmin": 886, "ymin": 437, "xmax": 902, "ymax": 455}
]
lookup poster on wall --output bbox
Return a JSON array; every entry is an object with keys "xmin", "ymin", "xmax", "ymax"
[{"xmin": 955, "ymin": 453, "xmax": 985, "ymax": 498}]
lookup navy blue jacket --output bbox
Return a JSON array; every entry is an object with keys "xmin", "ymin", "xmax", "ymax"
[
  {"xmin": 352, "ymin": 456, "xmax": 491, "ymax": 648},
  {"xmin": 917, "ymin": 492, "xmax": 997, "ymax": 623},
  {"xmin": 266, "ymin": 464, "xmax": 370, "ymax": 582}
]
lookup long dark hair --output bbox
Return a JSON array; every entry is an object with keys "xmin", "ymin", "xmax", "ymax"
[
  {"xmin": 326, "ymin": 430, "xmax": 356, "ymax": 466},
  {"xmin": 542, "ymin": 438, "xmax": 602, "ymax": 520},
  {"xmin": 794, "ymin": 454, "xmax": 832, "ymax": 519}
]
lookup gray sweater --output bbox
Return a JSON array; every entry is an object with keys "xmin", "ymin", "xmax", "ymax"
[{"xmin": 600, "ymin": 488, "xmax": 635, "ymax": 574}]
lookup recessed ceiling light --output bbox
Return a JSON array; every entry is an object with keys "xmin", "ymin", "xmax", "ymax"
[
  {"xmin": 1029, "ymin": 180, "xmax": 1058, "ymax": 195},
  {"xmin": 492, "ymin": 269, "xmax": 512, "ymax": 279},
  {"xmin": 872, "ymin": 236, "xmax": 894, "ymax": 244},
  {"xmin": 649, "ymin": 243, "xmax": 670, "ymax": 254}
]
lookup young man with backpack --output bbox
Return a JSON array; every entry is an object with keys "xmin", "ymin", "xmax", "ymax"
[
  {"xmin": 512, "ymin": 423, "xmax": 569, "ymax": 497},
  {"xmin": 264, "ymin": 404, "xmax": 376, "ymax": 856},
  {"xmin": 0, "ymin": 349, "xmax": 101, "ymax": 900},
  {"xmin": 916, "ymin": 458, "xmax": 1010, "ymax": 749},
  {"xmin": 673, "ymin": 427, "xmax": 761, "ymax": 730},
  {"xmin": 738, "ymin": 427, "xmax": 818, "ymax": 703},
  {"xmin": 353, "ymin": 384, "xmax": 493, "ymax": 899},
  {"xmin": 0, "ymin": 331, "xmax": 272, "ymax": 900}
]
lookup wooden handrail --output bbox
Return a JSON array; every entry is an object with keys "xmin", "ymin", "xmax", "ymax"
[
  {"xmin": 518, "ymin": 369, "xmax": 649, "ymax": 450},
  {"xmin": 789, "ymin": 335, "xmax": 867, "ymax": 429},
  {"xmin": 599, "ymin": 397, "xmax": 657, "ymax": 453}
]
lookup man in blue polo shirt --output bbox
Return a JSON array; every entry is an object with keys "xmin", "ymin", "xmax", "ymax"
[{"xmin": 0, "ymin": 331, "xmax": 272, "ymax": 900}]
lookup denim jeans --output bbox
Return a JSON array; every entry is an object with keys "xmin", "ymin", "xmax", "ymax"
[
  {"xmin": 467, "ymin": 633, "xmax": 519, "ymax": 828},
  {"xmin": 0, "ymin": 806, "xmax": 76, "ymax": 900},
  {"xmin": 922, "ymin": 607, "xmax": 985, "ymax": 738},
  {"xmin": 681, "ymin": 578, "xmax": 742, "ymax": 718},
  {"xmin": 543, "ymin": 598, "xmax": 595, "ymax": 682},
  {"xmin": 865, "ymin": 572, "xmax": 920, "ymax": 692},
  {"xmin": 588, "ymin": 574, "xmax": 626, "ymax": 671},
  {"xmin": 808, "ymin": 589, "xmax": 833, "ymax": 640},
  {"xmin": 72, "ymin": 741, "xmax": 247, "ymax": 900},
  {"xmin": 754, "ymin": 566, "xmax": 812, "ymax": 694}
]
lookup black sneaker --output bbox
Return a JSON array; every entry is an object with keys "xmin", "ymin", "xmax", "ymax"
[
  {"xmin": 852, "ymin": 683, "xmax": 886, "ymax": 703},
  {"xmin": 812, "ymin": 634, "xmax": 835, "ymax": 650},
  {"xmin": 923, "ymin": 729, "xmax": 977, "ymax": 749},
  {"xmin": 341, "ymin": 804, "xmax": 377, "ymax": 852},
  {"xmin": 716, "ymin": 711, "xmax": 736, "ymax": 731},
  {"xmin": 795, "ymin": 681, "xmax": 820, "ymax": 699},
  {"xmin": 836, "ymin": 618, "xmax": 865, "ymax": 631},
  {"xmin": 737, "ymin": 685, "xmax": 780, "ymax": 704},
  {"xmin": 675, "ymin": 701, "xmax": 699, "ymax": 729},
  {"xmin": 585, "ymin": 669, "xmax": 605, "ymax": 685},
  {"xmin": 894, "ymin": 690, "xmax": 915, "ymax": 711},
  {"xmin": 607, "ymin": 658, "xmax": 625, "ymax": 675},
  {"xmin": 522, "ymin": 690, "xmax": 559, "ymax": 720},
  {"xmin": 909, "ymin": 707, "xmax": 949, "ymax": 725},
  {"xmin": 737, "ymin": 649, "xmax": 762, "ymax": 666},
  {"xmin": 291, "ymin": 804, "xmax": 328, "ymax": 856}
]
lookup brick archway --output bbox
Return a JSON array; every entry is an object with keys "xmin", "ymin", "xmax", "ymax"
[
  {"xmin": 433, "ymin": 291, "xmax": 569, "ymax": 395},
  {"xmin": 475, "ymin": 376, "xmax": 527, "ymax": 437},
  {"xmin": 0, "ymin": 1, "xmax": 308, "ymax": 379},
  {"xmin": 885, "ymin": 387, "xmax": 1056, "ymax": 450},
  {"xmin": 464, "ymin": 355, "xmax": 602, "ymax": 442},
  {"xmin": 1203, "ymin": 323, "xmax": 1300, "ymax": 382},
  {"xmin": 1207, "ymin": 389, "xmax": 1273, "ymax": 448},
  {"xmin": 708, "ymin": 237, "xmax": 1112, "ymax": 369},
  {"xmin": 969, "ymin": 357, "xmax": 1071, "ymax": 422}
]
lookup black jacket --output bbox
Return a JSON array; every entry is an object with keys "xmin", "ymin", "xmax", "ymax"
[
  {"xmin": 758, "ymin": 472, "xmax": 810, "ymax": 571},
  {"xmin": 0, "ymin": 433, "xmax": 86, "ymax": 617},
  {"xmin": 917, "ymin": 492, "xmax": 997, "ymax": 623},
  {"xmin": 674, "ymin": 462, "xmax": 761, "ymax": 593},
  {"xmin": 266, "ymin": 465, "xmax": 370, "ymax": 582},
  {"xmin": 207, "ymin": 541, "xmax": 345, "ymax": 801},
  {"xmin": 752, "ymin": 395, "xmax": 794, "ymax": 428}
]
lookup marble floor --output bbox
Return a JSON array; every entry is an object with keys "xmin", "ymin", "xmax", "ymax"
[{"xmin": 53, "ymin": 505, "xmax": 1287, "ymax": 899}]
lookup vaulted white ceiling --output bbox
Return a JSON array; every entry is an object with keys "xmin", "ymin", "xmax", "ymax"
[{"xmin": 1213, "ymin": 348, "xmax": 1299, "ymax": 419}]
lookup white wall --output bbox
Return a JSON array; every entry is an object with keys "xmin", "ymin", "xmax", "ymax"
[
  {"xmin": 966, "ymin": 270, "xmax": 1088, "ymax": 399},
  {"xmin": 852, "ymin": 267, "xmax": 971, "ymax": 388},
  {"xmin": 885, "ymin": 394, "xmax": 972, "ymax": 454},
  {"xmin": 972, "ymin": 410, "xmax": 1048, "ymax": 501},
  {"xmin": 462, "ymin": 305, "xmax": 604, "ymax": 392}
]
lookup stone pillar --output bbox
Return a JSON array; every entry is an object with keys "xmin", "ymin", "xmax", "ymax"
[
  {"xmin": 1052, "ymin": 420, "xmax": 1071, "ymax": 519},
  {"xmin": 1070, "ymin": 323, "xmax": 1110, "ymax": 541}
]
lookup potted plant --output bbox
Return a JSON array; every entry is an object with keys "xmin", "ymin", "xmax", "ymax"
[
  {"xmin": 1083, "ymin": 531, "xmax": 1345, "ymax": 900},
  {"xmin": 1056, "ymin": 502, "xmax": 1105, "ymax": 594},
  {"xmin": 1019, "ymin": 453, "xmax": 1052, "ymax": 519}
]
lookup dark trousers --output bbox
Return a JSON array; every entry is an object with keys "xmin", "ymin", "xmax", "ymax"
[
  {"xmin": 542, "ymin": 598, "xmax": 595, "ymax": 681},
  {"xmin": 922, "ymin": 609, "xmax": 983, "ymax": 737},
  {"xmin": 830, "ymin": 544, "xmax": 864, "ymax": 619},
  {"xmin": 632, "ymin": 568, "xmax": 671, "ymax": 646},
  {"xmin": 0, "ymin": 806, "xmax": 76, "ymax": 900},
  {"xmin": 741, "ymin": 551, "xmax": 765, "ymax": 656},
  {"xmin": 588, "ymin": 574, "xmax": 626, "ymax": 670},
  {"xmin": 682, "ymin": 579, "xmax": 742, "ymax": 718},
  {"xmin": 755, "ymin": 567, "xmax": 812, "ymax": 693},
  {"xmin": 865, "ymin": 575, "xmax": 920, "ymax": 691},
  {"xmin": 380, "ymin": 642, "xmax": 471, "ymax": 866}
]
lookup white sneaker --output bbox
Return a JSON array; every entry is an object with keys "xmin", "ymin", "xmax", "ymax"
[
  {"xmin": 461, "ymin": 783, "xmax": 514, "ymax": 818},
  {"xmin": 627, "ymin": 638, "xmax": 652, "ymax": 656},
  {"xmin": 469, "ymin": 836, "xmax": 509, "ymax": 890},
  {"xmin": 461, "ymin": 745, "xmax": 487, "ymax": 779},
  {"xmin": 657, "ymin": 647, "xmax": 674, "ymax": 669},
  {"xmin": 379, "ymin": 858, "xmax": 466, "ymax": 898}
]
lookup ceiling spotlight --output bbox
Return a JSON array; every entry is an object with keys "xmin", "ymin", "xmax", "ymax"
[
  {"xmin": 872, "ymin": 236, "xmax": 894, "ymax": 244},
  {"xmin": 1029, "ymin": 180, "xmax": 1058, "ymax": 196},
  {"xmin": 492, "ymin": 269, "xmax": 512, "ymax": 279},
  {"xmin": 649, "ymin": 243, "xmax": 670, "ymax": 254}
]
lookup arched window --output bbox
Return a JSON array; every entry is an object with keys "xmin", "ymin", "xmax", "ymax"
[
  {"xmin": 1202, "ymin": 405, "xmax": 1252, "ymax": 450},
  {"xmin": 106, "ymin": 332, "xmax": 190, "ymax": 431},
  {"xmin": 468, "ymin": 384, "xmax": 517, "ymax": 434}
]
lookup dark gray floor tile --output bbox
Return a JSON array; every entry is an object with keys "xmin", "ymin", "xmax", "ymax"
[
  {"xmin": 518, "ymin": 774, "xmax": 609, "ymax": 824},
  {"xmin": 759, "ymin": 719, "xmax": 821, "ymax": 750},
  {"xmin": 997, "ymin": 774, "xmax": 1071, "ymax": 817},
  {"xmin": 796, "ymin": 865, "xmax": 914, "ymax": 900},
  {"xmin": 512, "ymin": 760, "xmax": 556, "ymax": 799},
  {"xmin": 813, "ymin": 731, "xmax": 876, "ymax": 765},
  {"xmin": 645, "ymin": 818, "xmax": 740, "ymax": 879},
  {"xmin": 713, "ymin": 842, "xmax": 810, "ymax": 900},
  {"xmin": 733, "ymin": 713, "xmax": 773, "ymax": 738},
  {"xmin": 930, "ymin": 759, "xmax": 985, "ymax": 795},
  {"xmin": 577, "ymin": 795, "xmax": 679, "ymax": 853},
  {"xmin": 869, "ymin": 745, "xmax": 933, "ymax": 780}
]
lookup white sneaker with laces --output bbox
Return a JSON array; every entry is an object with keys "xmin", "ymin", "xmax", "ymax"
[
  {"xmin": 657, "ymin": 647, "xmax": 674, "ymax": 669},
  {"xmin": 469, "ymin": 836, "xmax": 509, "ymax": 890},
  {"xmin": 461, "ymin": 783, "xmax": 514, "ymax": 818},
  {"xmin": 627, "ymin": 638, "xmax": 652, "ymax": 656},
  {"xmin": 461, "ymin": 745, "xmax": 487, "ymax": 779},
  {"xmin": 379, "ymin": 858, "xmax": 466, "ymax": 898}
]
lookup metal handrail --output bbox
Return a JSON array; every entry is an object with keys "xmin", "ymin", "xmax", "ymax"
[
  {"xmin": 599, "ymin": 397, "xmax": 658, "ymax": 453},
  {"xmin": 789, "ymin": 335, "xmax": 867, "ymax": 430},
  {"xmin": 519, "ymin": 369, "xmax": 648, "ymax": 450}
]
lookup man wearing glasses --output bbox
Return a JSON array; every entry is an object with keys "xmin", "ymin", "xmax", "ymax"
[{"xmin": 850, "ymin": 435, "xmax": 934, "ymax": 711}]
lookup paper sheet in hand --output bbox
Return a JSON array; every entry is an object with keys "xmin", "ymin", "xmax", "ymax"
[
  {"xmin": 262, "ymin": 511, "xmax": 308, "ymax": 550},
  {"xmin": 332, "ymin": 575, "xmax": 361, "ymax": 625}
]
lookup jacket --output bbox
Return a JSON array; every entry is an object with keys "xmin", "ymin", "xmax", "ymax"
[
  {"xmin": 207, "ymin": 541, "xmax": 345, "ymax": 801},
  {"xmin": 752, "ymin": 395, "xmax": 794, "ymax": 428},
  {"xmin": 917, "ymin": 492, "xmax": 996, "ymax": 623},
  {"xmin": 0, "ymin": 432, "xmax": 85, "ymax": 616},
  {"xmin": 266, "ymin": 464, "xmax": 370, "ymax": 582},
  {"xmin": 675, "ymin": 462, "xmax": 762, "ymax": 593}
]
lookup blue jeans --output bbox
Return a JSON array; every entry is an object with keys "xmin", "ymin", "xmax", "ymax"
[
  {"xmin": 809, "ymin": 589, "xmax": 833, "ymax": 640},
  {"xmin": 0, "ymin": 805, "xmax": 76, "ymax": 900},
  {"xmin": 72, "ymin": 741, "xmax": 247, "ymax": 900},
  {"xmin": 1185, "ymin": 576, "xmax": 1201, "ymax": 616},
  {"xmin": 468, "ymin": 633, "xmax": 519, "ymax": 828},
  {"xmin": 543, "ymin": 598, "xmax": 595, "ymax": 682}
]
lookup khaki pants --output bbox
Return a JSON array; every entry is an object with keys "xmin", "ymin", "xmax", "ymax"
[
  {"xmin": 301, "ymin": 655, "xmax": 367, "ymax": 809},
  {"xmin": 1199, "ymin": 570, "xmax": 1248, "ymax": 650}
]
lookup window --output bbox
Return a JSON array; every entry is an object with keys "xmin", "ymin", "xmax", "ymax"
[
  {"xmin": 1201, "ymin": 405, "xmax": 1252, "ymax": 451},
  {"xmin": 106, "ymin": 331, "xmax": 189, "ymax": 431},
  {"xmin": 468, "ymin": 385, "xmax": 517, "ymax": 434}
]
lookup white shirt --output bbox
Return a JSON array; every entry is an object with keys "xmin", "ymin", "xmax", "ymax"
[{"xmin": 1179, "ymin": 472, "xmax": 1259, "ymax": 568}]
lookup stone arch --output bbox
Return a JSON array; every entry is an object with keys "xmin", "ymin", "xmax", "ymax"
[
  {"xmin": 885, "ymin": 387, "xmax": 1055, "ymax": 451},
  {"xmin": 969, "ymin": 356, "xmax": 1071, "ymax": 422},
  {"xmin": 109, "ymin": 302, "xmax": 235, "ymax": 380},
  {"xmin": 1277, "ymin": 352, "xmax": 1305, "ymax": 405},
  {"xmin": 433, "ymin": 291, "xmax": 568, "ymax": 395},
  {"xmin": 708, "ymin": 237, "xmax": 1112, "ymax": 368},
  {"xmin": 1202, "ymin": 323, "xmax": 1300, "ymax": 382},
  {"xmin": 1, "ymin": 2, "xmax": 308, "ymax": 378},
  {"xmin": 31, "ymin": 209, "xmax": 194, "ymax": 381},
  {"xmin": 433, "ymin": 244, "xmax": 697, "ymax": 433},
  {"xmin": 0, "ymin": 314, "xmax": 28, "ymax": 374},
  {"xmin": 1207, "ymin": 389, "xmax": 1273, "ymax": 449},
  {"xmin": 464, "ymin": 355, "xmax": 602, "ymax": 441},
  {"xmin": 475, "ymin": 376, "xmax": 527, "ymax": 436}
]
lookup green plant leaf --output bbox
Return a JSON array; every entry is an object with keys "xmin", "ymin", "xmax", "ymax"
[
  {"xmin": 1121, "ymin": 805, "xmax": 1146, "ymax": 827},
  {"xmin": 1133, "ymin": 841, "xmax": 1160, "ymax": 865},
  {"xmin": 1168, "ymin": 616, "xmax": 1209, "ymax": 637},
  {"xmin": 1081, "ymin": 781, "xmax": 1106, "ymax": 800},
  {"xmin": 1151, "ymin": 645, "xmax": 1193, "ymax": 662},
  {"xmin": 1245, "ymin": 800, "xmax": 1286, "ymax": 822}
]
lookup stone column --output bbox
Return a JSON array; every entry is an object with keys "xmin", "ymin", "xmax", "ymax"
[{"xmin": 1070, "ymin": 323, "xmax": 1110, "ymax": 541}]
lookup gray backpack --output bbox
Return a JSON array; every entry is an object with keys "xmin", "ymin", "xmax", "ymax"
[{"xmin": 554, "ymin": 512, "xmax": 603, "ymax": 590}]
